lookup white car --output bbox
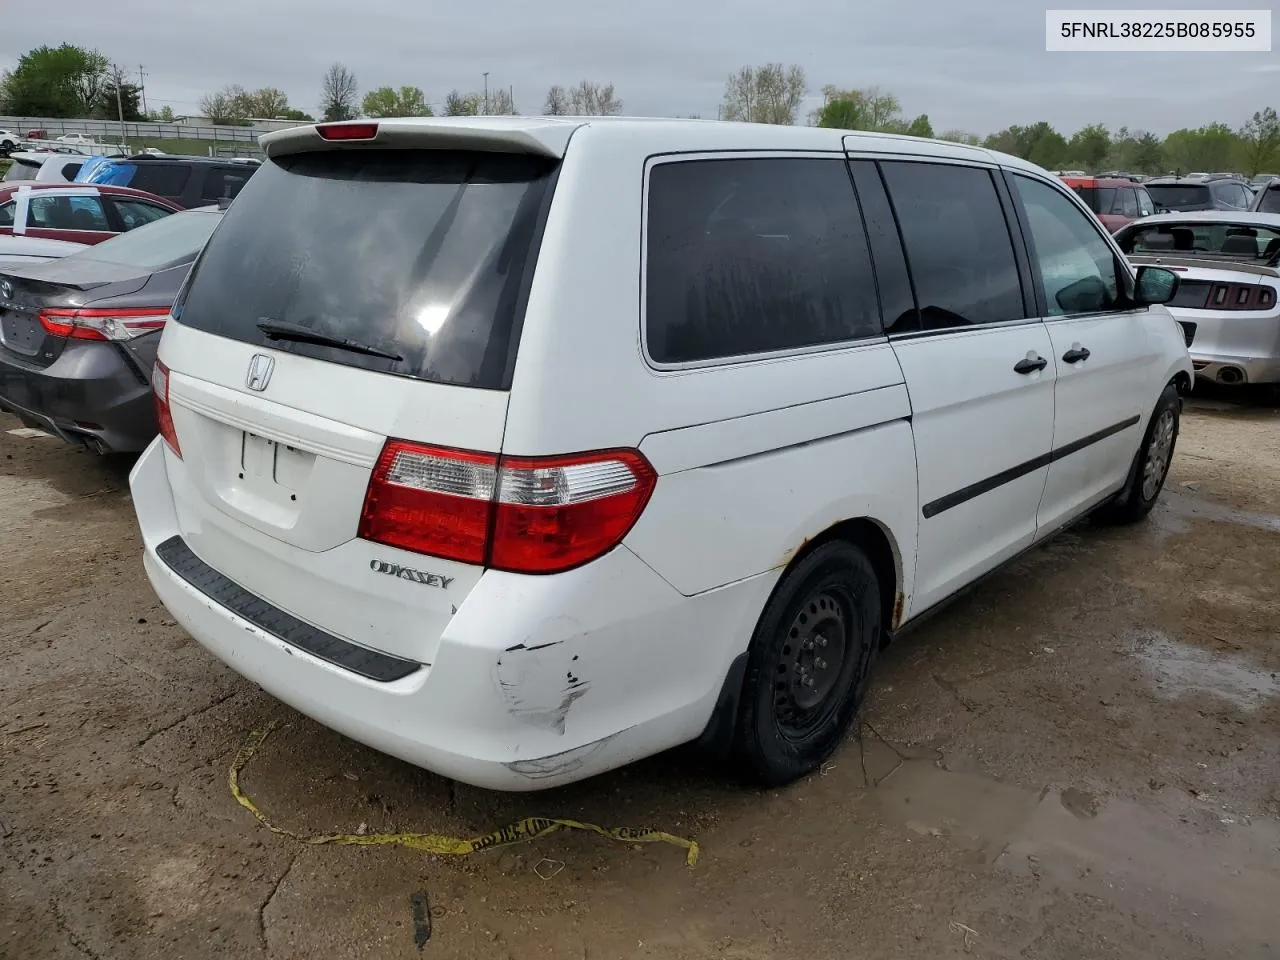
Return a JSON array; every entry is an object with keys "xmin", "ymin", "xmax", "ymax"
[
  {"xmin": 2, "ymin": 152, "xmax": 86, "ymax": 184},
  {"xmin": 0, "ymin": 130, "xmax": 18, "ymax": 154},
  {"xmin": 0, "ymin": 234, "xmax": 88, "ymax": 268},
  {"xmin": 1117, "ymin": 211, "xmax": 1280, "ymax": 384},
  {"xmin": 130, "ymin": 118, "xmax": 1192, "ymax": 791},
  {"xmin": 55, "ymin": 133, "xmax": 96, "ymax": 146}
]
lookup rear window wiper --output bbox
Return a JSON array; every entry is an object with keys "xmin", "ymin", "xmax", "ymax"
[{"xmin": 255, "ymin": 318, "xmax": 403, "ymax": 362}]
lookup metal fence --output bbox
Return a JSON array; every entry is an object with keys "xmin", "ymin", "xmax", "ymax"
[{"xmin": 0, "ymin": 117, "xmax": 305, "ymax": 143}]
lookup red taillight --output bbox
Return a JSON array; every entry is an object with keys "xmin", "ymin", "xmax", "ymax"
[
  {"xmin": 316, "ymin": 122, "xmax": 378, "ymax": 141},
  {"xmin": 358, "ymin": 442, "xmax": 657, "ymax": 574},
  {"xmin": 39, "ymin": 306, "xmax": 169, "ymax": 341},
  {"xmin": 152, "ymin": 358, "xmax": 181, "ymax": 458},
  {"xmin": 1206, "ymin": 282, "xmax": 1276, "ymax": 311}
]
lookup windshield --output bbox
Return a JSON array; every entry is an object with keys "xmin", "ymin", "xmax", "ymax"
[
  {"xmin": 2, "ymin": 159, "xmax": 39, "ymax": 182},
  {"xmin": 71, "ymin": 210, "xmax": 221, "ymax": 270},
  {"xmin": 1118, "ymin": 221, "xmax": 1280, "ymax": 261},
  {"xmin": 174, "ymin": 149, "xmax": 558, "ymax": 390},
  {"xmin": 1146, "ymin": 184, "xmax": 1210, "ymax": 210}
]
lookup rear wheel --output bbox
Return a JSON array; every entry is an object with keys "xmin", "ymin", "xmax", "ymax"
[
  {"xmin": 735, "ymin": 541, "xmax": 880, "ymax": 786},
  {"xmin": 1095, "ymin": 383, "xmax": 1180, "ymax": 524}
]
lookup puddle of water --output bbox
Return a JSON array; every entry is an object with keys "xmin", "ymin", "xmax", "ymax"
[
  {"xmin": 1128, "ymin": 629, "xmax": 1280, "ymax": 712},
  {"xmin": 862, "ymin": 737, "xmax": 1280, "ymax": 947},
  {"xmin": 1156, "ymin": 489, "xmax": 1280, "ymax": 535}
]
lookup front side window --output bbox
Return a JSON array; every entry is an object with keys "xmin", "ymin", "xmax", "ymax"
[
  {"xmin": 0, "ymin": 201, "xmax": 13, "ymax": 227},
  {"xmin": 1119, "ymin": 188, "xmax": 1139, "ymax": 218},
  {"xmin": 881, "ymin": 161, "xmax": 1025, "ymax": 330},
  {"xmin": 109, "ymin": 198, "xmax": 173, "ymax": 231},
  {"xmin": 1013, "ymin": 175, "xmax": 1122, "ymax": 316},
  {"xmin": 199, "ymin": 169, "xmax": 252, "ymax": 203},
  {"xmin": 645, "ymin": 156, "xmax": 881, "ymax": 364},
  {"xmin": 27, "ymin": 195, "xmax": 109, "ymax": 232},
  {"xmin": 1259, "ymin": 186, "xmax": 1280, "ymax": 214},
  {"xmin": 1137, "ymin": 188, "xmax": 1156, "ymax": 217}
]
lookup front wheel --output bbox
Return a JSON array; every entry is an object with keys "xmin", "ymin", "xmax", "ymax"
[
  {"xmin": 735, "ymin": 541, "xmax": 881, "ymax": 786},
  {"xmin": 1095, "ymin": 383, "xmax": 1180, "ymax": 525}
]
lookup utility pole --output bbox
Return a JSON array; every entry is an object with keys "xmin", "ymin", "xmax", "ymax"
[
  {"xmin": 114, "ymin": 65, "xmax": 127, "ymax": 150},
  {"xmin": 138, "ymin": 64, "xmax": 148, "ymax": 116},
  {"xmin": 483, "ymin": 72, "xmax": 489, "ymax": 115}
]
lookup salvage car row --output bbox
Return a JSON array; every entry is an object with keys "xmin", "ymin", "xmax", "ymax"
[{"xmin": 0, "ymin": 118, "xmax": 1270, "ymax": 794}]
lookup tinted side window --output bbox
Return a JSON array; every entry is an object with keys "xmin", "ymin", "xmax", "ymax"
[
  {"xmin": 1259, "ymin": 186, "xmax": 1280, "ymax": 214},
  {"xmin": 1013, "ymin": 176, "xmax": 1121, "ymax": 316},
  {"xmin": 0, "ymin": 201, "xmax": 13, "ymax": 226},
  {"xmin": 130, "ymin": 164, "xmax": 191, "ymax": 198},
  {"xmin": 200, "ymin": 169, "xmax": 252, "ymax": 203},
  {"xmin": 28, "ymin": 195, "xmax": 109, "ymax": 231},
  {"xmin": 645, "ymin": 157, "xmax": 881, "ymax": 364},
  {"xmin": 61, "ymin": 162, "xmax": 82, "ymax": 181},
  {"xmin": 847, "ymin": 160, "xmax": 918, "ymax": 334},
  {"xmin": 1119, "ymin": 188, "xmax": 1139, "ymax": 217},
  {"xmin": 880, "ymin": 161, "xmax": 1025, "ymax": 330}
]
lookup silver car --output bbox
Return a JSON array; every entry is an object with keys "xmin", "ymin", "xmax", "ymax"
[{"xmin": 1115, "ymin": 211, "xmax": 1280, "ymax": 385}]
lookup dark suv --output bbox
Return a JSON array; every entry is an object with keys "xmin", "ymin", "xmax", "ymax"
[
  {"xmin": 1145, "ymin": 175, "xmax": 1253, "ymax": 213},
  {"xmin": 78, "ymin": 155, "xmax": 260, "ymax": 209}
]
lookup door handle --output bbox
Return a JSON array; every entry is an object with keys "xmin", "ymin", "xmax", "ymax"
[
  {"xmin": 1014, "ymin": 353, "xmax": 1049, "ymax": 375},
  {"xmin": 1062, "ymin": 344, "xmax": 1091, "ymax": 364}
]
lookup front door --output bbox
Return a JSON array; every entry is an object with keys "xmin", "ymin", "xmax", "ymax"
[
  {"xmin": 874, "ymin": 159, "xmax": 1056, "ymax": 614},
  {"xmin": 1007, "ymin": 173, "xmax": 1156, "ymax": 534}
]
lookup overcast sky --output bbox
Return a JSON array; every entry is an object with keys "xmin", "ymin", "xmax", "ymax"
[{"xmin": 3, "ymin": 0, "xmax": 1277, "ymax": 135}]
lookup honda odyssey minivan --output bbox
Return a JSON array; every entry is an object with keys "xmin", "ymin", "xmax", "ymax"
[{"xmin": 130, "ymin": 117, "xmax": 1192, "ymax": 790}]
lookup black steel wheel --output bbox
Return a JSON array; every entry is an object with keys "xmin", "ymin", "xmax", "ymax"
[{"xmin": 736, "ymin": 540, "xmax": 881, "ymax": 785}]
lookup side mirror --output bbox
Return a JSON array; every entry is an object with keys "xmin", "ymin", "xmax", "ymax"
[{"xmin": 1135, "ymin": 265, "xmax": 1179, "ymax": 305}]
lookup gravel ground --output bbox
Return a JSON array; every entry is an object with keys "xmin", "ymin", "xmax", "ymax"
[{"xmin": 2, "ymin": 389, "xmax": 1279, "ymax": 960}]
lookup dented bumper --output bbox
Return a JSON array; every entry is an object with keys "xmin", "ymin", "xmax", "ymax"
[{"xmin": 131, "ymin": 438, "xmax": 775, "ymax": 790}]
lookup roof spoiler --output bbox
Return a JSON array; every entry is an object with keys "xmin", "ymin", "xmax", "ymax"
[{"xmin": 259, "ymin": 117, "xmax": 585, "ymax": 161}]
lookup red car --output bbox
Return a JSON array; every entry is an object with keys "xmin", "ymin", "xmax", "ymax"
[
  {"xmin": 0, "ymin": 182, "xmax": 181, "ymax": 246},
  {"xmin": 1060, "ymin": 176, "xmax": 1158, "ymax": 233}
]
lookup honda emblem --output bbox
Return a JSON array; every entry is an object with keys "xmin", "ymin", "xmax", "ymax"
[{"xmin": 245, "ymin": 354, "xmax": 275, "ymax": 391}]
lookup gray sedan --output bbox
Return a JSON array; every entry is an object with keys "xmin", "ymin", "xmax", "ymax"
[{"xmin": 0, "ymin": 208, "xmax": 222, "ymax": 453}]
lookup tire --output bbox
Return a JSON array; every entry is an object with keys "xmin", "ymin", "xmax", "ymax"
[
  {"xmin": 735, "ymin": 540, "xmax": 881, "ymax": 786},
  {"xmin": 1095, "ymin": 383, "xmax": 1180, "ymax": 525}
]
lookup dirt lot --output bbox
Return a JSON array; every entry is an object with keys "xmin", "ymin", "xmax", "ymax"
[{"xmin": 2, "ymin": 390, "xmax": 1279, "ymax": 960}]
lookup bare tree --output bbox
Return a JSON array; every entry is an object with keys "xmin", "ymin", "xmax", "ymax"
[
  {"xmin": 486, "ymin": 86, "xmax": 517, "ymax": 115},
  {"xmin": 446, "ymin": 87, "xmax": 516, "ymax": 116},
  {"xmin": 320, "ymin": 63, "xmax": 359, "ymax": 122},
  {"xmin": 243, "ymin": 86, "xmax": 290, "ymax": 118},
  {"xmin": 200, "ymin": 89, "xmax": 239, "ymax": 125},
  {"xmin": 544, "ymin": 85, "xmax": 569, "ymax": 116},
  {"xmin": 722, "ymin": 64, "xmax": 806, "ymax": 125},
  {"xmin": 567, "ymin": 80, "xmax": 621, "ymax": 116}
]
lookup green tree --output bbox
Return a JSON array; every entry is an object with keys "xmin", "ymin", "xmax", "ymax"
[
  {"xmin": 362, "ymin": 85, "xmax": 432, "ymax": 118},
  {"xmin": 938, "ymin": 129, "xmax": 982, "ymax": 146},
  {"xmin": 1131, "ymin": 131, "xmax": 1164, "ymax": 174},
  {"xmin": 983, "ymin": 122, "xmax": 1067, "ymax": 169},
  {"xmin": 93, "ymin": 76, "xmax": 144, "ymax": 121},
  {"xmin": 277, "ymin": 107, "xmax": 315, "ymax": 121},
  {"xmin": 1163, "ymin": 123, "xmax": 1240, "ymax": 173},
  {"xmin": 1068, "ymin": 123, "xmax": 1110, "ymax": 172},
  {"xmin": 722, "ymin": 64, "xmax": 807, "ymax": 125},
  {"xmin": 0, "ymin": 44, "xmax": 110, "ymax": 117},
  {"xmin": 812, "ymin": 86, "xmax": 903, "ymax": 131},
  {"xmin": 1239, "ymin": 107, "xmax": 1280, "ymax": 175},
  {"xmin": 239, "ymin": 87, "xmax": 290, "ymax": 119},
  {"xmin": 905, "ymin": 114, "xmax": 933, "ymax": 138},
  {"xmin": 149, "ymin": 105, "xmax": 176, "ymax": 122}
]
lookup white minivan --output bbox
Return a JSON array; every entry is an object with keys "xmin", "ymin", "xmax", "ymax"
[{"xmin": 130, "ymin": 117, "xmax": 1192, "ymax": 790}]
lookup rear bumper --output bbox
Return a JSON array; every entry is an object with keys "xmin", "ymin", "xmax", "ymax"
[
  {"xmin": 130, "ymin": 440, "xmax": 772, "ymax": 790},
  {"xmin": 1190, "ymin": 353, "xmax": 1280, "ymax": 385},
  {"xmin": 0, "ymin": 337, "xmax": 157, "ymax": 452}
]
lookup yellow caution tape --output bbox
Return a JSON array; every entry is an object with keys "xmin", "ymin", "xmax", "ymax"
[{"xmin": 229, "ymin": 721, "xmax": 699, "ymax": 867}]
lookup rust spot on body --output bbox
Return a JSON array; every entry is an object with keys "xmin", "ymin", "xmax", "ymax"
[{"xmin": 892, "ymin": 592, "xmax": 905, "ymax": 630}]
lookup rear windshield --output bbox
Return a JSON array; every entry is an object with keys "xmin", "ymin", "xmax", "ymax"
[
  {"xmin": 1071, "ymin": 186, "xmax": 1116, "ymax": 214},
  {"xmin": 2, "ymin": 159, "xmax": 39, "ymax": 182},
  {"xmin": 173, "ymin": 150, "xmax": 557, "ymax": 389},
  {"xmin": 1146, "ymin": 184, "xmax": 1210, "ymax": 209},
  {"xmin": 1118, "ymin": 221, "xmax": 1280, "ymax": 261},
  {"xmin": 1258, "ymin": 186, "xmax": 1280, "ymax": 214},
  {"xmin": 72, "ymin": 210, "xmax": 221, "ymax": 270}
]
